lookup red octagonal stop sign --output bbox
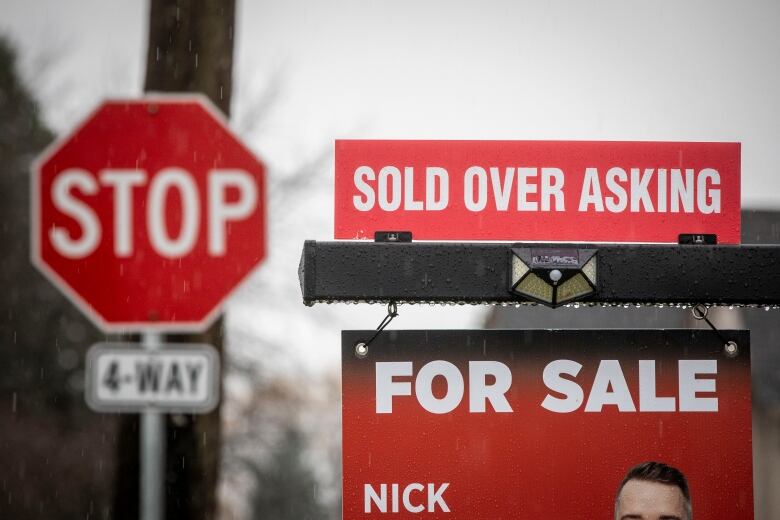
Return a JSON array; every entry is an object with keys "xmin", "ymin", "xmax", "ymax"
[{"xmin": 32, "ymin": 96, "xmax": 266, "ymax": 331}]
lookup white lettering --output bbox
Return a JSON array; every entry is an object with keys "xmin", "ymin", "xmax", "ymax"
[
  {"xmin": 428, "ymin": 483, "xmax": 450, "ymax": 513},
  {"xmin": 468, "ymin": 361, "xmax": 513, "ymax": 413},
  {"xmin": 378, "ymin": 166, "xmax": 402, "ymax": 211},
  {"xmin": 541, "ymin": 167, "xmax": 565, "ymax": 211},
  {"xmin": 679, "ymin": 360, "xmax": 718, "ymax": 411},
  {"xmin": 99, "ymin": 169, "xmax": 146, "ymax": 257},
  {"xmin": 541, "ymin": 359, "xmax": 584, "ymax": 413},
  {"xmin": 578, "ymin": 167, "xmax": 604, "ymax": 212},
  {"xmin": 489, "ymin": 167, "xmax": 514, "ymax": 211},
  {"xmin": 517, "ymin": 167, "xmax": 538, "ymax": 211},
  {"xmin": 638, "ymin": 360, "xmax": 676, "ymax": 412},
  {"xmin": 657, "ymin": 168, "xmax": 667, "ymax": 212},
  {"xmin": 630, "ymin": 168, "xmax": 655, "ymax": 212},
  {"xmin": 364, "ymin": 484, "xmax": 386, "ymax": 513},
  {"xmin": 464, "ymin": 166, "xmax": 487, "ymax": 211},
  {"xmin": 375, "ymin": 362, "xmax": 412, "ymax": 413},
  {"xmin": 670, "ymin": 168, "xmax": 694, "ymax": 213},
  {"xmin": 697, "ymin": 168, "xmax": 721, "ymax": 214},
  {"xmin": 353, "ymin": 166, "xmax": 375, "ymax": 211},
  {"xmin": 402, "ymin": 483, "xmax": 424, "ymax": 513},
  {"xmin": 605, "ymin": 167, "xmax": 628, "ymax": 213},
  {"xmin": 585, "ymin": 360, "xmax": 636, "ymax": 412},
  {"xmin": 208, "ymin": 169, "xmax": 257, "ymax": 256},
  {"xmin": 365, "ymin": 483, "xmax": 449, "ymax": 513},
  {"xmin": 403, "ymin": 167, "xmax": 423, "ymax": 211},
  {"xmin": 49, "ymin": 168, "xmax": 101, "ymax": 258},
  {"xmin": 416, "ymin": 360, "xmax": 464, "ymax": 414},
  {"xmin": 147, "ymin": 168, "xmax": 200, "ymax": 257},
  {"xmin": 425, "ymin": 167, "xmax": 449, "ymax": 210}
]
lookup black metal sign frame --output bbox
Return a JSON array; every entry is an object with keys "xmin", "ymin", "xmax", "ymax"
[{"xmin": 299, "ymin": 241, "xmax": 780, "ymax": 306}]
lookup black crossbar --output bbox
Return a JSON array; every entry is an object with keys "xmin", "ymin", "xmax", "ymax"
[{"xmin": 299, "ymin": 241, "xmax": 780, "ymax": 306}]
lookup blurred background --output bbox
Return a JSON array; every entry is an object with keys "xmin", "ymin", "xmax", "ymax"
[{"xmin": 1, "ymin": 0, "xmax": 779, "ymax": 518}]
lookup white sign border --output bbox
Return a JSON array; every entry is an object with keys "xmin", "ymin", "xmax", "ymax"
[
  {"xmin": 84, "ymin": 341, "xmax": 220, "ymax": 414},
  {"xmin": 30, "ymin": 93, "xmax": 267, "ymax": 333}
]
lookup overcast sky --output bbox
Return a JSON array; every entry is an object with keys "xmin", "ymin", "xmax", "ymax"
[
  {"xmin": 3, "ymin": 0, "xmax": 780, "ymax": 368},
  {"xmin": 4, "ymin": 0, "xmax": 780, "ymax": 204}
]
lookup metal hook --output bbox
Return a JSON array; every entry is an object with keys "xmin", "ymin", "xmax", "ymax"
[
  {"xmin": 355, "ymin": 302, "xmax": 399, "ymax": 358},
  {"xmin": 690, "ymin": 304, "xmax": 738, "ymax": 357}
]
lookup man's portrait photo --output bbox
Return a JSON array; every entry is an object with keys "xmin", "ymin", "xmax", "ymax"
[{"xmin": 615, "ymin": 461, "xmax": 692, "ymax": 520}]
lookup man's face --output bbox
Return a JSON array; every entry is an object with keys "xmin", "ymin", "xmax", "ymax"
[{"xmin": 615, "ymin": 479, "xmax": 688, "ymax": 520}]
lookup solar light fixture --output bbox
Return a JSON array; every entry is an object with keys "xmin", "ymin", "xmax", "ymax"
[{"xmin": 510, "ymin": 247, "xmax": 598, "ymax": 308}]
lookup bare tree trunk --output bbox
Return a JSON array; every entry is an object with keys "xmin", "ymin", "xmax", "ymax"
[{"xmin": 114, "ymin": 1, "xmax": 235, "ymax": 519}]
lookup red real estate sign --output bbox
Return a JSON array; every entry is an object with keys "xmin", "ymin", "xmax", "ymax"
[
  {"xmin": 32, "ymin": 97, "xmax": 266, "ymax": 331},
  {"xmin": 335, "ymin": 140, "xmax": 741, "ymax": 243},
  {"xmin": 342, "ymin": 329, "xmax": 753, "ymax": 519}
]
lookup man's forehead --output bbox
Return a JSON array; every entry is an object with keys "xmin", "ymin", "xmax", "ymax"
[{"xmin": 617, "ymin": 479, "xmax": 686, "ymax": 520}]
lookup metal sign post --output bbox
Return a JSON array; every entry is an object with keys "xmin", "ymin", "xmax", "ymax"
[
  {"xmin": 84, "ymin": 339, "xmax": 219, "ymax": 519},
  {"xmin": 32, "ymin": 97, "xmax": 264, "ymax": 520},
  {"xmin": 307, "ymin": 138, "xmax": 764, "ymax": 520},
  {"xmin": 141, "ymin": 331, "xmax": 165, "ymax": 520}
]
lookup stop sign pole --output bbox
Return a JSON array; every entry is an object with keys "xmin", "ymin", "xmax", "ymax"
[
  {"xmin": 32, "ymin": 96, "xmax": 266, "ymax": 520},
  {"xmin": 141, "ymin": 332, "xmax": 165, "ymax": 520}
]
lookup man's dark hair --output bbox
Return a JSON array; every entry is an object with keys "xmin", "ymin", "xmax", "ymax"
[{"xmin": 615, "ymin": 461, "xmax": 692, "ymax": 520}]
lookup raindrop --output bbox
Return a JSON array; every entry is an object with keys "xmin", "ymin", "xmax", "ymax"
[
  {"xmin": 11, "ymin": 392, "xmax": 17, "ymax": 413},
  {"xmin": 195, "ymin": 53, "xmax": 199, "ymax": 68}
]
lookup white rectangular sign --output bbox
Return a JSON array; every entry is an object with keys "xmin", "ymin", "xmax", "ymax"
[{"xmin": 85, "ymin": 342, "xmax": 219, "ymax": 413}]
